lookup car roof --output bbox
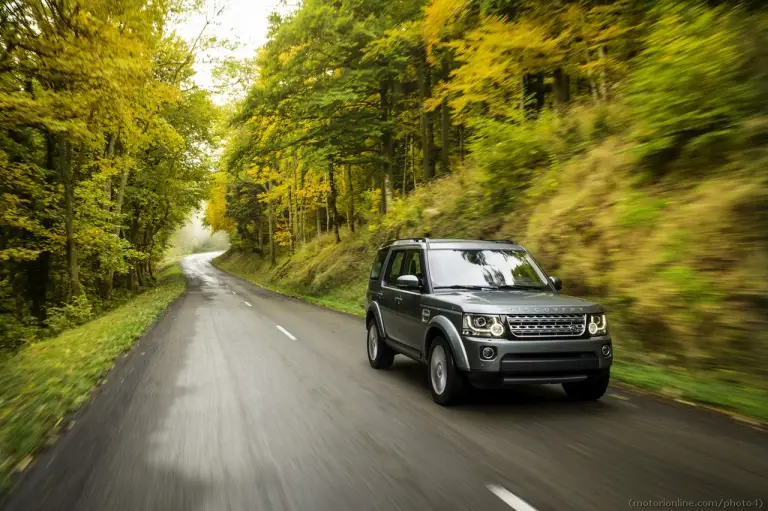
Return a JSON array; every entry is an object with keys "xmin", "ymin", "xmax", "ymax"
[{"xmin": 383, "ymin": 238, "xmax": 524, "ymax": 251}]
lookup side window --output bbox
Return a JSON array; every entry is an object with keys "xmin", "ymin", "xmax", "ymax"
[
  {"xmin": 404, "ymin": 250, "xmax": 423, "ymax": 279},
  {"xmin": 384, "ymin": 250, "xmax": 406, "ymax": 284},
  {"xmin": 370, "ymin": 249, "xmax": 389, "ymax": 280}
]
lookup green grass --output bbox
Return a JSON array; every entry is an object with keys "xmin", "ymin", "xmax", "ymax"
[
  {"xmin": 612, "ymin": 361, "xmax": 768, "ymax": 423},
  {"xmin": 0, "ymin": 263, "xmax": 186, "ymax": 491}
]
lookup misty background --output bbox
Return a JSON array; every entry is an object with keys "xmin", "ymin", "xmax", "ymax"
[{"xmin": 168, "ymin": 208, "xmax": 230, "ymax": 258}]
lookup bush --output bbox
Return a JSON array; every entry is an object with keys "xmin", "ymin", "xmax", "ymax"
[{"xmin": 45, "ymin": 295, "xmax": 93, "ymax": 334}]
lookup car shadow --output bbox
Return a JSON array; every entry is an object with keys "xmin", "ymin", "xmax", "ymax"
[{"xmin": 385, "ymin": 358, "xmax": 619, "ymax": 418}]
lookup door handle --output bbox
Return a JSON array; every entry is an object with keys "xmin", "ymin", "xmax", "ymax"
[{"xmin": 394, "ymin": 296, "xmax": 402, "ymax": 304}]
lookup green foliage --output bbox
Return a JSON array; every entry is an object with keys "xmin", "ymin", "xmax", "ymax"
[
  {"xmin": 0, "ymin": 263, "xmax": 185, "ymax": 491},
  {"xmin": 469, "ymin": 115, "xmax": 554, "ymax": 210},
  {"xmin": 628, "ymin": 0, "xmax": 768, "ymax": 171},
  {"xmin": 0, "ymin": 0, "xmax": 218, "ymax": 352},
  {"xmin": 616, "ymin": 192, "xmax": 668, "ymax": 228},
  {"xmin": 45, "ymin": 295, "xmax": 94, "ymax": 334}
]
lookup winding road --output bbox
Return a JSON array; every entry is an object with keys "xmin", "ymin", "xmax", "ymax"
[{"xmin": 3, "ymin": 252, "xmax": 766, "ymax": 511}]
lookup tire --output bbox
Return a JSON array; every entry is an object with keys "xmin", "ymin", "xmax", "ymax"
[
  {"xmin": 563, "ymin": 370, "xmax": 610, "ymax": 401},
  {"xmin": 428, "ymin": 336, "xmax": 468, "ymax": 406},
  {"xmin": 367, "ymin": 320, "xmax": 395, "ymax": 369}
]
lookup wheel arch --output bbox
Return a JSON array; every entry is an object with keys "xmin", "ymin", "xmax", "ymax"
[
  {"xmin": 423, "ymin": 316, "xmax": 470, "ymax": 371},
  {"xmin": 366, "ymin": 301, "xmax": 387, "ymax": 339}
]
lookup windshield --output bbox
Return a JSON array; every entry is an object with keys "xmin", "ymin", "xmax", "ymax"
[{"xmin": 428, "ymin": 249, "xmax": 549, "ymax": 290}]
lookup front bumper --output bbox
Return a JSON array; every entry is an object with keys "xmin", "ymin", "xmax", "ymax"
[{"xmin": 461, "ymin": 335, "xmax": 612, "ymax": 387}]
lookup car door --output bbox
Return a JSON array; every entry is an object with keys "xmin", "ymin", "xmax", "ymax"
[
  {"xmin": 380, "ymin": 249, "xmax": 406, "ymax": 342},
  {"xmin": 397, "ymin": 249, "xmax": 428, "ymax": 352}
]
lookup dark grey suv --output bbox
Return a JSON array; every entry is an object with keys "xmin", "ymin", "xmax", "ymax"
[{"xmin": 365, "ymin": 238, "xmax": 612, "ymax": 405}]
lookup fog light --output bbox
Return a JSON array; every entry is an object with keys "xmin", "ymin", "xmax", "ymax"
[
  {"xmin": 481, "ymin": 346, "xmax": 496, "ymax": 360},
  {"xmin": 601, "ymin": 344, "xmax": 612, "ymax": 357}
]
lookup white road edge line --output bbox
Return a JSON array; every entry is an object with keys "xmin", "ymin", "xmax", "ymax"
[
  {"xmin": 244, "ymin": 301, "xmax": 252, "ymax": 307},
  {"xmin": 487, "ymin": 485, "xmax": 539, "ymax": 511},
  {"xmin": 276, "ymin": 325, "xmax": 297, "ymax": 341}
]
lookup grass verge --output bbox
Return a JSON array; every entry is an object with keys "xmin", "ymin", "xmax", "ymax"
[
  {"xmin": 0, "ymin": 263, "xmax": 186, "ymax": 491},
  {"xmin": 213, "ymin": 251, "xmax": 366, "ymax": 317},
  {"xmin": 214, "ymin": 251, "xmax": 768, "ymax": 424},
  {"xmin": 612, "ymin": 361, "xmax": 768, "ymax": 424}
]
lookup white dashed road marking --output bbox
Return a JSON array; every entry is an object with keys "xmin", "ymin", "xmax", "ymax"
[
  {"xmin": 487, "ymin": 485, "xmax": 539, "ymax": 511},
  {"xmin": 276, "ymin": 325, "xmax": 297, "ymax": 341},
  {"xmin": 244, "ymin": 302, "xmax": 252, "ymax": 307}
]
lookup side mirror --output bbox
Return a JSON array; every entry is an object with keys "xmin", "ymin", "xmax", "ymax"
[
  {"xmin": 549, "ymin": 276, "xmax": 563, "ymax": 290},
  {"xmin": 396, "ymin": 274, "xmax": 421, "ymax": 290}
]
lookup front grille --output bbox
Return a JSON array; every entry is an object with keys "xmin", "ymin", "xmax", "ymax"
[{"xmin": 506, "ymin": 314, "xmax": 586, "ymax": 338}]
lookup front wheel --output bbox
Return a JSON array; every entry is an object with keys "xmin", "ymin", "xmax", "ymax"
[
  {"xmin": 367, "ymin": 321, "xmax": 394, "ymax": 369},
  {"xmin": 563, "ymin": 370, "xmax": 610, "ymax": 401},
  {"xmin": 429, "ymin": 337, "xmax": 468, "ymax": 406}
]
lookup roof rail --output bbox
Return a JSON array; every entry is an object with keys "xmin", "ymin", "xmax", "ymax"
[
  {"xmin": 394, "ymin": 237, "xmax": 428, "ymax": 243},
  {"xmin": 381, "ymin": 237, "xmax": 429, "ymax": 248},
  {"xmin": 490, "ymin": 239, "xmax": 517, "ymax": 244}
]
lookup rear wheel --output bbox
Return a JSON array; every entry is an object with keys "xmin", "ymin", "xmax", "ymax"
[
  {"xmin": 367, "ymin": 320, "xmax": 394, "ymax": 369},
  {"xmin": 563, "ymin": 370, "xmax": 610, "ymax": 401},
  {"xmin": 429, "ymin": 337, "xmax": 468, "ymax": 406}
]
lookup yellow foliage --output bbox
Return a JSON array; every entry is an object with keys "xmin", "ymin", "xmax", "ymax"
[
  {"xmin": 422, "ymin": 0, "xmax": 472, "ymax": 54},
  {"xmin": 205, "ymin": 173, "xmax": 236, "ymax": 234}
]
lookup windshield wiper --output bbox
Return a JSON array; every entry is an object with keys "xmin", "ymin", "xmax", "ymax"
[
  {"xmin": 434, "ymin": 285, "xmax": 498, "ymax": 290},
  {"xmin": 494, "ymin": 284, "xmax": 547, "ymax": 291}
]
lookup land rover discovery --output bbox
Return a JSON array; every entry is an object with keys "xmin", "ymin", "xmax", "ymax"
[{"xmin": 365, "ymin": 239, "xmax": 612, "ymax": 405}]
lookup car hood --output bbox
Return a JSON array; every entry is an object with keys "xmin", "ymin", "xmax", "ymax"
[{"xmin": 424, "ymin": 290, "xmax": 603, "ymax": 314}]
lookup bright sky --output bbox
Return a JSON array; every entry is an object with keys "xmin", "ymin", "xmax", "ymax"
[{"xmin": 171, "ymin": 0, "xmax": 296, "ymax": 104}]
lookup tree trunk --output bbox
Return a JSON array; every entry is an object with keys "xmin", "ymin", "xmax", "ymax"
[
  {"xmin": 257, "ymin": 217, "xmax": 263, "ymax": 254},
  {"xmin": 103, "ymin": 134, "xmax": 116, "ymax": 203},
  {"xmin": 300, "ymin": 197, "xmax": 306, "ymax": 243},
  {"xmin": 26, "ymin": 252, "xmax": 50, "ymax": 322},
  {"xmin": 380, "ymin": 173, "xmax": 393, "ymax": 216},
  {"xmin": 419, "ymin": 51, "xmax": 435, "ymax": 179},
  {"xmin": 102, "ymin": 151, "xmax": 130, "ymax": 298},
  {"xmin": 267, "ymin": 179, "xmax": 276, "ymax": 266},
  {"xmin": 598, "ymin": 46, "xmax": 608, "ymax": 100},
  {"xmin": 114, "ymin": 168, "xmax": 130, "ymax": 234},
  {"xmin": 316, "ymin": 207, "xmax": 321, "ymax": 238},
  {"xmin": 59, "ymin": 137, "xmax": 81, "ymax": 297},
  {"xmin": 379, "ymin": 80, "xmax": 394, "ymax": 215},
  {"xmin": 403, "ymin": 136, "xmax": 408, "ymax": 194},
  {"xmin": 439, "ymin": 60, "xmax": 451, "ymax": 175},
  {"xmin": 440, "ymin": 99, "xmax": 450, "ymax": 174},
  {"xmin": 288, "ymin": 188, "xmax": 294, "ymax": 256},
  {"xmin": 328, "ymin": 163, "xmax": 341, "ymax": 243},
  {"xmin": 346, "ymin": 164, "xmax": 355, "ymax": 233},
  {"xmin": 412, "ymin": 134, "xmax": 417, "ymax": 189},
  {"xmin": 292, "ymin": 159, "xmax": 298, "ymax": 248},
  {"xmin": 127, "ymin": 209, "xmax": 141, "ymax": 293},
  {"xmin": 553, "ymin": 68, "xmax": 571, "ymax": 107}
]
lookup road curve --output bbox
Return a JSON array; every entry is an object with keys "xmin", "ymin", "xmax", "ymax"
[{"xmin": 3, "ymin": 252, "xmax": 766, "ymax": 511}]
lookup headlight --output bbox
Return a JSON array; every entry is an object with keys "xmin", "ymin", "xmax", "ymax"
[
  {"xmin": 588, "ymin": 314, "xmax": 608, "ymax": 336},
  {"xmin": 463, "ymin": 314, "xmax": 505, "ymax": 337}
]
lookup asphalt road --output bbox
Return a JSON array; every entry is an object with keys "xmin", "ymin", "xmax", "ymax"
[{"xmin": 3, "ymin": 252, "xmax": 767, "ymax": 511}]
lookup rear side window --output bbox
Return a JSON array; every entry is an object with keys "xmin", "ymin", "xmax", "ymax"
[{"xmin": 370, "ymin": 249, "xmax": 389, "ymax": 280}]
